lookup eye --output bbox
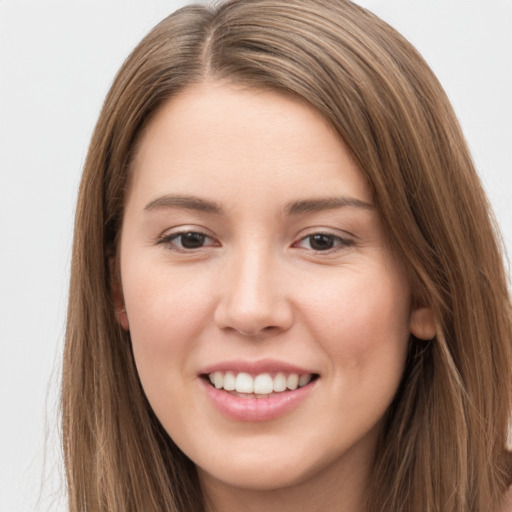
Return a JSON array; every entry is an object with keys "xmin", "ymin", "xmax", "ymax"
[
  {"xmin": 158, "ymin": 230, "xmax": 218, "ymax": 251},
  {"xmin": 294, "ymin": 233, "xmax": 352, "ymax": 252}
]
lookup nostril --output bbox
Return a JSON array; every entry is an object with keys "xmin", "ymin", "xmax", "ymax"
[{"xmin": 237, "ymin": 325, "xmax": 277, "ymax": 336}]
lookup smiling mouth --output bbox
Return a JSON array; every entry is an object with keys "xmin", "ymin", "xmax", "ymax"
[{"xmin": 203, "ymin": 371, "xmax": 319, "ymax": 398}]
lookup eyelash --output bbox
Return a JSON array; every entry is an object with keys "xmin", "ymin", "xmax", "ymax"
[
  {"xmin": 157, "ymin": 230, "xmax": 218, "ymax": 252},
  {"xmin": 156, "ymin": 230, "xmax": 353, "ymax": 254},
  {"xmin": 293, "ymin": 232, "xmax": 354, "ymax": 253}
]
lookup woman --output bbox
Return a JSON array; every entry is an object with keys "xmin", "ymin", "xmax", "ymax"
[{"xmin": 62, "ymin": 0, "xmax": 512, "ymax": 510}]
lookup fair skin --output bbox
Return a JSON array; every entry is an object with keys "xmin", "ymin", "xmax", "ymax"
[{"xmin": 118, "ymin": 82, "xmax": 436, "ymax": 512}]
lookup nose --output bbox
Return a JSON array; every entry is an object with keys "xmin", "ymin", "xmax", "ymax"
[{"xmin": 213, "ymin": 249, "xmax": 294, "ymax": 337}]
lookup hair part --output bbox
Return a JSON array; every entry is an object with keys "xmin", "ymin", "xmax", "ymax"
[{"xmin": 63, "ymin": 1, "xmax": 512, "ymax": 510}]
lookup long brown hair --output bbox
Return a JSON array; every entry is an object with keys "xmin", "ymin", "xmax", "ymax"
[{"xmin": 62, "ymin": 1, "xmax": 512, "ymax": 510}]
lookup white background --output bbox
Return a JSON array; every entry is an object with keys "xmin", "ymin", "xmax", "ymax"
[{"xmin": 1, "ymin": 1, "xmax": 511, "ymax": 511}]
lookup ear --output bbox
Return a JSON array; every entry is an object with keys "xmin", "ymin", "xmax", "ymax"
[
  {"xmin": 110, "ymin": 256, "xmax": 130, "ymax": 332},
  {"xmin": 409, "ymin": 306, "xmax": 436, "ymax": 340}
]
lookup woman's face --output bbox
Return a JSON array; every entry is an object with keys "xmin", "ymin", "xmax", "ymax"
[{"xmin": 119, "ymin": 83, "xmax": 434, "ymax": 498}]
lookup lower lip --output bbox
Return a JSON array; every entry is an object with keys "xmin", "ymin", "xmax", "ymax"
[{"xmin": 200, "ymin": 378, "xmax": 316, "ymax": 422}]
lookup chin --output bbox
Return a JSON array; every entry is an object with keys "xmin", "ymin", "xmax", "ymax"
[
  {"xmin": 191, "ymin": 418, "xmax": 383, "ymax": 498},
  {"xmin": 198, "ymin": 458, "xmax": 313, "ymax": 492}
]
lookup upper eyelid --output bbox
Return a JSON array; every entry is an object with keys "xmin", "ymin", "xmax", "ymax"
[
  {"xmin": 294, "ymin": 233, "xmax": 353, "ymax": 246},
  {"xmin": 155, "ymin": 228, "xmax": 218, "ymax": 248},
  {"xmin": 165, "ymin": 231, "xmax": 213, "ymax": 241},
  {"xmin": 293, "ymin": 226, "xmax": 357, "ymax": 241},
  {"xmin": 156, "ymin": 231, "xmax": 220, "ymax": 253},
  {"xmin": 158, "ymin": 225, "xmax": 216, "ymax": 239},
  {"xmin": 299, "ymin": 232, "xmax": 352, "ymax": 241},
  {"xmin": 291, "ymin": 229, "xmax": 356, "ymax": 254}
]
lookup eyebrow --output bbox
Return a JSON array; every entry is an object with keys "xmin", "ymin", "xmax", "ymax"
[
  {"xmin": 143, "ymin": 193, "xmax": 373, "ymax": 216},
  {"xmin": 284, "ymin": 196, "xmax": 374, "ymax": 215},
  {"xmin": 144, "ymin": 194, "xmax": 224, "ymax": 214}
]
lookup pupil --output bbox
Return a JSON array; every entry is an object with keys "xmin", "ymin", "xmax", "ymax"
[
  {"xmin": 310, "ymin": 234, "xmax": 334, "ymax": 250},
  {"xmin": 181, "ymin": 232, "xmax": 205, "ymax": 249}
]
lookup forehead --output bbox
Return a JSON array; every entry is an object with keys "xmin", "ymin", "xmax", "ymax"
[{"xmin": 128, "ymin": 81, "xmax": 371, "ymax": 210}]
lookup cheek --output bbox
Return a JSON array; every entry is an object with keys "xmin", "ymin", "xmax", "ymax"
[
  {"xmin": 298, "ymin": 267, "xmax": 411, "ymax": 374},
  {"xmin": 121, "ymin": 266, "xmax": 219, "ymax": 438},
  {"xmin": 121, "ymin": 264, "xmax": 215, "ymax": 382}
]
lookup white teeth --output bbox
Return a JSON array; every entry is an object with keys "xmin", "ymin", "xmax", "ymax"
[
  {"xmin": 223, "ymin": 371, "xmax": 236, "ymax": 391},
  {"xmin": 287, "ymin": 373, "xmax": 299, "ymax": 390},
  {"xmin": 298, "ymin": 374, "xmax": 312, "ymax": 387},
  {"xmin": 214, "ymin": 371, "xmax": 223, "ymax": 389},
  {"xmin": 273, "ymin": 372, "xmax": 287, "ymax": 392},
  {"xmin": 235, "ymin": 372, "xmax": 253, "ymax": 393},
  {"xmin": 253, "ymin": 373, "xmax": 273, "ymax": 394},
  {"xmin": 207, "ymin": 371, "xmax": 315, "ymax": 394}
]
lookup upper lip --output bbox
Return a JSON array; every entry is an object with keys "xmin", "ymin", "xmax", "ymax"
[{"xmin": 200, "ymin": 359, "xmax": 316, "ymax": 376}]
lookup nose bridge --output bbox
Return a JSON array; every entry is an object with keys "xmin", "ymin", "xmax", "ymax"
[{"xmin": 214, "ymin": 240, "xmax": 292, "ymax": 335}]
